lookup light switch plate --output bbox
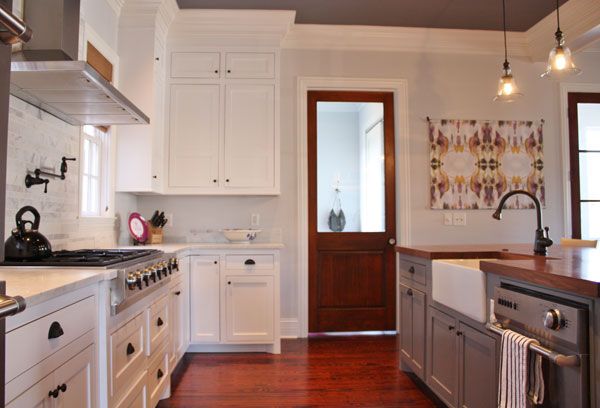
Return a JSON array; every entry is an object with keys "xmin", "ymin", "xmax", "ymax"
[
  {"xmin": 251, "ymin": 213, "xmax": 260, "ymax": 227},
  {"xmin": 453, "ymin": 212, "xmax": 467, "ymax": 226},
  {"xmin": 165, "ymin": 213, "xmax": 173, "ymax": 227},
  {"xmin": 443, "ymin": 213, "xmax": 453, "ymax": 226}
]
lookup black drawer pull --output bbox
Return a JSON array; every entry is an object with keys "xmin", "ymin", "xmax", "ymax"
[
  {"xmin": 456, "ymin": 331, "xmax": 463, "ymax": 336},
  {"xmin": 244, "ymin": 259, "xmax": 256, "ymax": 265},
  {"xmin": 174, "ymin": 291, "xmax": 181, "ymax": 296},
  {"xmin": 58, "ymin": 383, "xmax": 67, "ymax": 393},
  {"xmin": 126, "ymin": 342, "xmax": 135, "ymax": 356},
  {"xmin": 157, "ymin": 317, "xmax": 164, "ymax": 327},
  {"xmin": 48, "ymin": 321, "xmax": 64, "ymax": 339},
  {"xmin": 157, "ymin": 368, "xmax": 164, "ymax": 379},
  {"xmin": 408, "ymin": 266, "xmax": 415, "ymax": 274},
  {"xmin": 406, "ymin": 289, "xmax": 413, "ymax": 296},
  {"xmin": 448, "ymin": 325, "xmax": 455, "ymax": 331}
]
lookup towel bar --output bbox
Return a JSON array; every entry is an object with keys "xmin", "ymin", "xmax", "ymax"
[{"xmin": 486, "ymin": 323, "xmax": 580, "ymax": 367}]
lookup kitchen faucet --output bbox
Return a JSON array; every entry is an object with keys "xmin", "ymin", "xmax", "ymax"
[{"xmin": 492, "ymin": 189, "xmax": 553, "ymax": 256}]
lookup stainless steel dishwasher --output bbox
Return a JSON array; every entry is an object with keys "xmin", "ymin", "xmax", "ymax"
[{"xmin": 488, "ymin": 283, "xmax": 590, "ymax": 408}]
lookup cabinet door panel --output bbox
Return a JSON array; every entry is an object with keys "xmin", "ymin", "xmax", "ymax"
[
  {"xmin": 223, "ymin": 275, "xmax": 274, "ymax": 342},
  {"xmin": 225, "ymin": 53, "xmax": 275, "ymax": 79},
  {"xmin": 170, "ymin": 280, "xmax": 185, "ymax": 365},
  {"xmin": 6, "ymin": 372, "xmax": 55, "ymax": 408},
  {"xmin": 429, "ymin": 307, "xmax": 459, "ymax": 408},
  {"xmin": 171, "ymin": 52, "xmax": 220, "ymax": 78},
  {"xmin": 411, "ymin": 288, "xmax": 426, "ymax": 378},
  {"xmin": 399, "ymin": 284, "xmax": 413, "ymax": 360},
  {"xmin": 190, "ymin": 256, "xmax": 221, "ymax": 343},
  {"xmin": 459, "ymin": 323, "xmax": 497, "ymax": 408},
  {"xmin": 169, "ymin": 84, "xmax": 220, "ymax": 188},
  {"xmin": 54, "ymin": 345, "xmax": 94, "ymax": 408},
  {"xmin": 224, "ymin": 84, "xmax": 275, "ymax": 188}
]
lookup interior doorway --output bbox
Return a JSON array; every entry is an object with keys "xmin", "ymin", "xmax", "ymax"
[
  {"xmin": 307, "ymin": 91, "xmax": 396, "ymax": 333},
  {"xmin": 567, "ymin": 92, "xmax": 600, "ymax": 239}
]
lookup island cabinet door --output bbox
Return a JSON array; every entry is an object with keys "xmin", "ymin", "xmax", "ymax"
[
  {"xmin": 399, "ymin": 284, "xmax": 426, "ymax": 379},
  {"xmin": 428, "ymin": 306, "xmax": 459, "ymax": 408},
  {"xmin": 458, "ymin": 322, "xmax": 497, "ymax": 408}
]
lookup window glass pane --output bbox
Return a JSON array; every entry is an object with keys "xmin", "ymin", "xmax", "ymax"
[
  {"xmin": 581, "ymin": 202, "xmax": 600, "ymax": 240},
  {"xmin": 316, "ymin": 102, "xmax": 385, "ymax": 232},
  {"xmin": 83, "ymin": 139, "xmax": 91, "ymax": 175},
  {"xmin": 91, "ymin": 141, "xmax": 100, "ymax": 177},
  {"xmin": 577, "ymin": 103, "xmax": 600, "ymax": 151},
  {"xmin": 579, "ymin": 152, "xmax": 600, "ymax": 200},
  {"xmin": 90, "ymin": 177, "xmax": 100, "ymax": 214},
  {"xmin": 81, "ymin": 175, "xmax": 89, "ymax": 214}
]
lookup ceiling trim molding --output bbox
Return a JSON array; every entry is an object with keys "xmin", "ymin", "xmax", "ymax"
[
  {"xmin": 281, "ymin": 24, "xmax": 531, "ymax": 58},
  {"xmin": 120, "ymin": 0, "xmax": 179, "ymax": 29},
  {"xmin": 167, "ymin": 9, "xmax": 296, "ymax": 46},
  {"xmin": 526, "ymin": 0, "xmax": 600, "ymax": 61},
  {"xmin": 105, "ymin": 0, "xmax": 125, "ymax": 17}
]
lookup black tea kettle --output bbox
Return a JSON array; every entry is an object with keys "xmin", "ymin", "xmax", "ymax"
[{"xmin": 4, "ymin": 206, "xmax": 52, "ymax": 261}]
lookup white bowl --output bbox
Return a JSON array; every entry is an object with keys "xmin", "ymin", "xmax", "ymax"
[{"xmin": 221, "ymin": 229, "xmax": 262, "ymax": 243}]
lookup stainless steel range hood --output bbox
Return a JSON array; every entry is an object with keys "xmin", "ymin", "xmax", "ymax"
[{"xmin": 9, "ymin": 0, "xmax": 149, "ymax": 126}]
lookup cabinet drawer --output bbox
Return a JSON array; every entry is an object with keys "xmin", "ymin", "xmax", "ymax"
[
  {"xmin": 114, "ymin": 370, "xmax": 147, "ymax": 408},
  {"xmin": 147, "ymin": 340, "xmax": 169, "ymax": 408},
  {"xmin": 399, "ymin": 259, "xmax": 427, "ymax": 286},
  {"xmin": 110, "ymin": 312, "xmax": 146, "ymax": 401},
  {"xmin": 225, "ymin": 254, "xmax": 274, "ymax": 270},
  {"xmin": 225, "ymin": 52, "xmax": 275, "ymax": 79},
  {"xmin": 147, "ymin": 295, "xmax": 169, "ymax": 356},
  {"xmin": 6, "ymin": 295, "xmax": 95, "ymax": 383},
  {"xmin": 171, "ymin": 52, "xmax": 220, "ymax": 78}
]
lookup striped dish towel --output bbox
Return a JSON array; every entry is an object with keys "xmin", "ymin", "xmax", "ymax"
[{"xmin": 498, "ymin": 329, "xmax": 545, "ymax": 407}]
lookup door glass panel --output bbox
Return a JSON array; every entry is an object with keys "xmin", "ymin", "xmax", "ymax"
[
  {"xmin": 316, "ymin": 102, "xmax": 385, "ymax": 232},
  {"xmin": 581, "ymin": 202, "xmax": 600, "ymax": 240},
  {"xmin": 577, "ymin": 103, "xmax": 600, "ymax": 151},
  {"xmin": 579, "ymin": 152, "xmax": 600, "ymax": 200}
]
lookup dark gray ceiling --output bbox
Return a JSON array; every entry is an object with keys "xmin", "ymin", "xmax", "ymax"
[{"xmin": 176, "ymin": 0, "xmax": 568, "ymax": 32}]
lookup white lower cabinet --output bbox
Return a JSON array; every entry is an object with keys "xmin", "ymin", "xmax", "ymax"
[
  {"xmin": 113, "ymin": 372, "xmax": 147, "ymax": 408},
  {"xmin": 189, "ymin": 250, "xmax": 280, "ymax": 352},
  {"xmin": 223, "ymin": 275, "xmax": 274, "ymax": 343}
]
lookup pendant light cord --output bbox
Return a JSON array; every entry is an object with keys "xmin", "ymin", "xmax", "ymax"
[
  {"xmin": 556, "ymin": 0, "xmax": 561, "ymax": 32},
  {"xmin": 502, "ymin": 0, "xmax": 508, "ymax": 64}
]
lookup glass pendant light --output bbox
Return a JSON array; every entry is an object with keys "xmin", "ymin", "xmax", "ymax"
[
  {"xmin": 541, "ymin": 0, "xmax": 581, "ymax": 79},
  {"xmin": 494, "ymin": 0, "xmax": 522, "ymax": 102}
]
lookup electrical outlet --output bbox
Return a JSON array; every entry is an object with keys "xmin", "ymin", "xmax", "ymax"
[
  {"xmin": 443, "ymin": 212, "xmax": 453, "ymax": 226},
  {"xmin": 453, "ymin": 212, "xmax": 467, "ymax": 226},
  {"xmin": 165, "ymin": 213, "xmax": 173, "ymax": 227},
  {"xmin": 251, "ymin": 213, "xmax": 260, "ymax": 227}
]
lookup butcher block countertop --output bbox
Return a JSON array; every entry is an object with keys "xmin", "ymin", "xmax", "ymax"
[{"xmin": 396, "ymin": 243, "xmax": 600, "ymax": 298}]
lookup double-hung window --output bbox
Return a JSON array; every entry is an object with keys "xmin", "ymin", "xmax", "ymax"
[{"xmin": 80, "ymin": 125, "xmax": 110, "ymax": 217}]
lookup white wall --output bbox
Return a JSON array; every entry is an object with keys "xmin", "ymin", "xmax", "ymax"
[
  {"xmin": 316, "ymin": 110, "xmax": 361, "ymax": 232},
  {"xmin": 128, "ymin": 48, "xmax": 600, "ymax": 327}
]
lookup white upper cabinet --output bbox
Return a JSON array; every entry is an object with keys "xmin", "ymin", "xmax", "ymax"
[
  {"xmin": 171, "ymin": 52, "xmax": 221, "ymax": 79},
  {"xmin": 165, "ymin": 48, "xmax": 280, "ymax": 195},
  {"xmin": 224, "ymin": 84, "xmax": 275, "ymax": 189},
  {"xmin": 168, "ymin": 84, "xmax": 220, "ymax": 188},
  {"xmin": 224, "ymin": 52, "xmax": 275, "ymax": 79}
]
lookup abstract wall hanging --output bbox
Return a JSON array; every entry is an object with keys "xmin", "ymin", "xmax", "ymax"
[{"xmin": 429, "ymin": 119, "xmax": 545, "ymax": 210}]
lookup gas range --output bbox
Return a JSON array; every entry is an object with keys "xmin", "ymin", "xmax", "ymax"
[{"xmin": 1, "ymin": 249, "xmax": 180, "ymax": 315}]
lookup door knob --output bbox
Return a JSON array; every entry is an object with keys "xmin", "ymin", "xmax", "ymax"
[{"xmin": 388, "ymin": 238, "xmax": 396, "ymax": 245}]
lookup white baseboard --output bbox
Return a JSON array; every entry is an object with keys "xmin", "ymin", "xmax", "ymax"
[{"xmin": 280, "ymin": 318, "xmax": 300, "ymax": 338}]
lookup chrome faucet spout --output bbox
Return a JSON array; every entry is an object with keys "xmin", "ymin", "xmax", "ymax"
[{"xmin": 492, "ymin": 189, "xmax": 552, "ymax": 255}]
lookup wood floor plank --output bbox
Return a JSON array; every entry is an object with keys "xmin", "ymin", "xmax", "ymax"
[{"xmin": 159, "ymin": 335, "xmax": 437, "ymax": 407}]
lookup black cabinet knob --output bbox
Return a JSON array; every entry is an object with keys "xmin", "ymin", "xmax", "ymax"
[
  {"xmin": 59, "ymin": 383, "xmax": 67, "ymax": 393},
  {"xmin": 49, "ymin": 388, "xmax": 59, "ymax": 398},
  {"xmin": 157, "ymin": 317, "xmax": 164, "ymax": 327},
  {"xmin": 126, "ymin": 342, "xmax": 135, "ymax": 356},
  {"xmin": 214, "ymin": 261, "xmax": 218, "ymax": 264},
  {"xmin": 48, "ymin": 321, "xmax": 64, "ymax": 339},
  {"xmin": 214, "ymin": 70, "xmax": 218, "ymax": 74},
  {"xmin": 227, "ymin": 281, "xmax": 231, "ymax": 285},
  {"xmin": 408, "ymin": 266, "xmax": 415, "ymax": 274},
  {"xmin": 213, "ymin": 179, "xmax": 217, "ymax": 183},
  {"xmin": 153, "ymin": 175, "xmax": 158, "ymax": 179},
  {"xmin": 157, "ymin": 368, "xmax": 164, "ymax": 379},
  {"xmin": 456, "ymin": 331, "xmax": 463, "ymax": 336},
  {"xmin": 448, "ymin": 325, "xmax": 455, "ymax": 331},
  {"xmin": 227, "ymin": 69, "xmax": 231, "ymax": 73},
  {"xmin": 226, "ymin": 179, "xmax": 230, "ymax": 182},
  {"xmin": 406, "ymin": 289, "xmax": 413, "ymax": 296},
  {"xmin": 244, "ymin": 259, "xmax": 256, "ymax": 265}
]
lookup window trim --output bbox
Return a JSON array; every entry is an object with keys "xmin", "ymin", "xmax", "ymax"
[{"xmin": 79, "ymin": 125, "xmax": 112, "ymax": 218}]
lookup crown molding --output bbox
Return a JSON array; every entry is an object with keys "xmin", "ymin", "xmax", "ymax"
[
  {"xmin": 120, "ymin": 0, "xmax": 179, "ymax": 29},
  {"xmin": 282, "ymin": 24, "xmax": 530, "ymax": 58},
  {"xmin": 526, "ymin": 0, "xmax": 600, "ymax": 61},
  {"xmin": 167, "ymin": 9, "xmax": 296, "ymax": 47},
  {"xmin": 105, "ymin": 0, "xmax": 125, "ymax": 17}
]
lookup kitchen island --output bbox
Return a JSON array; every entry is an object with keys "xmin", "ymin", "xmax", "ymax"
[{"xmin": 395, "ymin": 243, "xmax": 599, "ymax": 408}]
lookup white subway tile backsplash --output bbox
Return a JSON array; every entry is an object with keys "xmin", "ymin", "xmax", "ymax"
[{"xmin": 4, "ymin": 96, "xmax": 117, "ymax": 250}]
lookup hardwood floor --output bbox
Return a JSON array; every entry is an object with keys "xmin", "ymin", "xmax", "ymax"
[{"xmin": 158, "ymin": 334, "xmax": 438, "ymax": 407}]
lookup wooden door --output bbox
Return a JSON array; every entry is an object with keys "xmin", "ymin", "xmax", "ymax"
[
  {"xmin": 428, "ymin": 307, "xmax": 459, "ymax": 408},
  {"xmin": 567, "ymin": 92, "xmax": 600, "ymax": 239},
  {"xmin": 54, "ymin": 345, "xmax": 95, "ymax": 408},
  {"xmin": 224, "ymin": 84, "xmax": 275, "ymax": 188},
  {"xmin": 308, "ymin": 91, "xmax": 396, "ymax": 332},
  {"xmin": 168, "ymin": 84, "xmax": 220, "ymax": 188},
  {"xmin": 223, "ymin": 275, "xmax": 274, "ymax": 343},
  {"xmin": 190, "ymin": 255, "xmax": 221, "ymax": 343},
  {"xmin": 458, "ymin": 322, "xmax": 497, "ymax": 408}
]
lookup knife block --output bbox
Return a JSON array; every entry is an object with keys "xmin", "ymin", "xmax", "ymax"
[{"xmin": 147, "ymin": 225, "xmax": 163, "ymax": 244}]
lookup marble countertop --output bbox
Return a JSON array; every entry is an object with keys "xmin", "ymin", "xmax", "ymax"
[{"xmin": 0, "ymin": 267, "xmax": 117, "ymax": 307}]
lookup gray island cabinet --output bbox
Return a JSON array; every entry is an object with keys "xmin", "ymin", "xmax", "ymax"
[{"xmin": 398, "ymin": 254, "xmax": 498, "ymax": 408}]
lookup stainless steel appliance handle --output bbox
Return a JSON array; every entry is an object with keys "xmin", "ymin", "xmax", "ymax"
[
  {"xmin": 0, "ymin": 5, "xmax": 32, "ymax": 45},
  {"xmin": 0, "ymin": 294, "xmax": 26, "ymax": 319},
  {"xmin": 486, "ymin": 323, "xmax": 580, "ymax": 367}
]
